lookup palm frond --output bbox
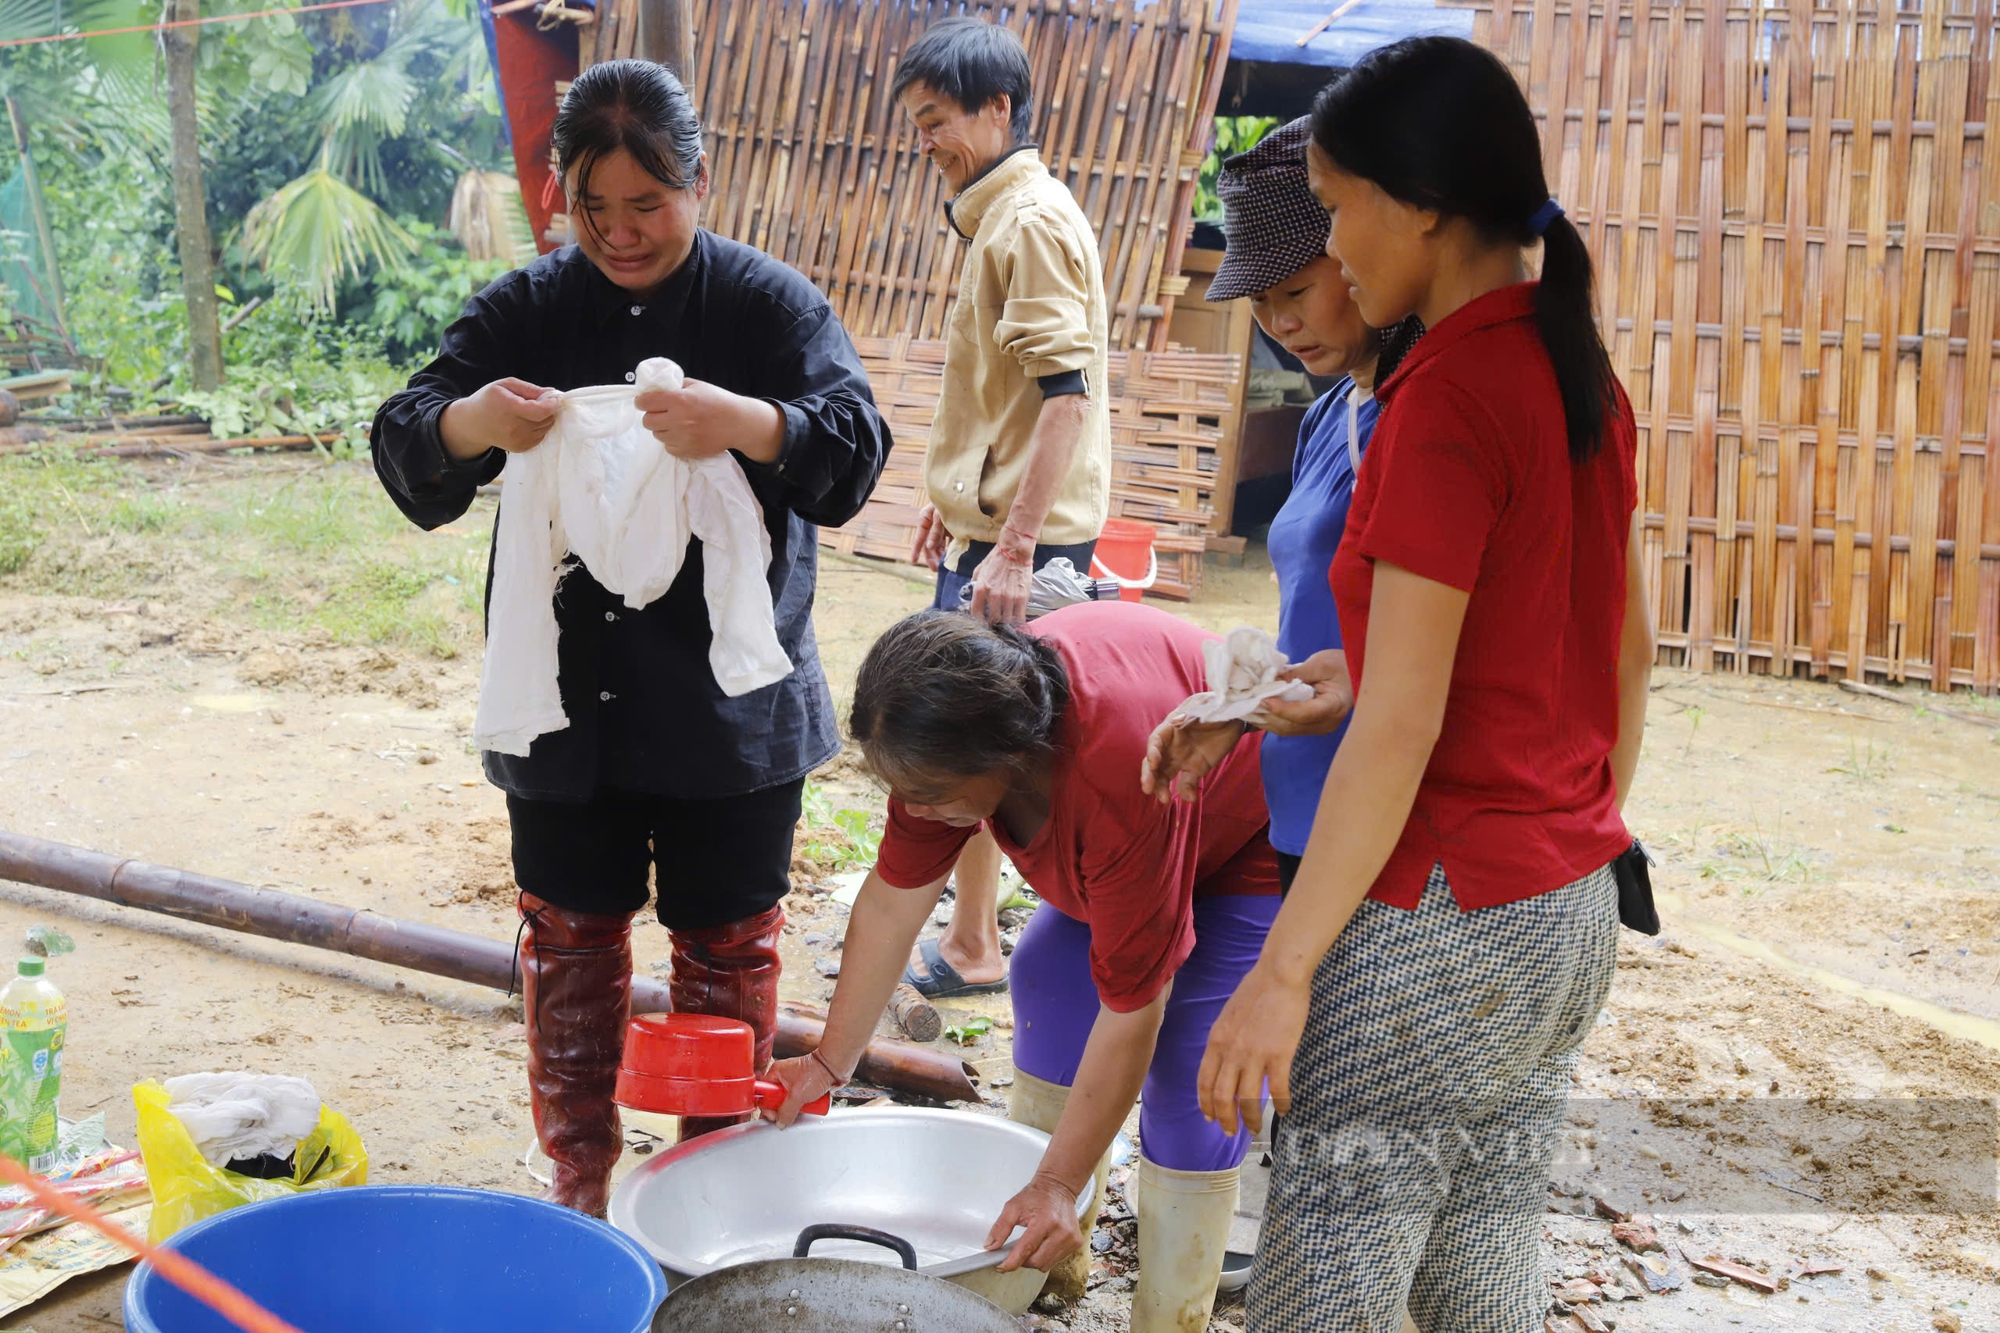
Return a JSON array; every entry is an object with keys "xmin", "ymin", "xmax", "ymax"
[
  {"xmin": 241, "ymin": 161, "xmax": 417, "ymax": 308},
  {"xmin": 312, "ymin": 56, "xmax": 419, "ymax": 143},
  {"xmin": 81, "ymin": 0, "xmax": 159, "ymax": 85},
  {"xmin": 0, "ymin": 0, "xmax": 128, "ymax": 43}
]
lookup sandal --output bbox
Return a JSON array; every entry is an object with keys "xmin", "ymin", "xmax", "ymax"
[{"xmin": 902, "ymin": 937, "xmax": 1009, "ymax": 999}]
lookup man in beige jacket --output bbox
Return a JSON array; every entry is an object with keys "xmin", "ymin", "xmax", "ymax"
[{"xmin": 894, "ymin": 18, "xmax": 1112, "ymax": 998}]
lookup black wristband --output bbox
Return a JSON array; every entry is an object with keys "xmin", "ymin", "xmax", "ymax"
[{"xmin": 1036, "ymin": 368, "xmax": 1087, "ymax": 399}]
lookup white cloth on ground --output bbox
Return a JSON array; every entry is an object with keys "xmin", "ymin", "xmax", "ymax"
[
  {"xmin": 161, "ymin": 1072, "xmax": 321, "ymax": 1166},
  {"xmin": 1174, "ymin": 625, "xmax": 1314, "ymax": 724},
  {"xmin": 474, "ymin": 356, "xmax": 793, "ymax": 757}
]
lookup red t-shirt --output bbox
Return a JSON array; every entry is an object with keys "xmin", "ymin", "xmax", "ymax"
[
  {"xmin": 875, "ymin": 602, "xmax": 1280, "ymax": 1012},
  {"xmin": 1330, "ymin": 283, "xmax": 1636, "ymax": 911}
]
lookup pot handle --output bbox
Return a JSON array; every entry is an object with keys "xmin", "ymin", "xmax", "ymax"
[{"xmin": 793, "ymin": 1224, "xmax": 919, "ymax": 1270}]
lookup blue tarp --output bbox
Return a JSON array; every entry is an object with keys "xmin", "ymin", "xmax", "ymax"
[{"xmin": 1228, "ymin": 0, "xmax": 1473, "ymax": 69}]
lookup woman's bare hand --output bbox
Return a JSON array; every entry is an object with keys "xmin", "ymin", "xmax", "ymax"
[
  {"xmin": 1256, "ymin": 649, "xmax": 1355, "ymax": 737},
  {"xmin": 760, "ymin": 1053, "xmax": 840, "ymax": 1128},
  {"xmin": 440, "ymin": 378, "xmax": 562, "ymax": 460},
  {"xmin": 985, "ymin": 1171, "xmax": 1084, "ymax": 1273},
  {"xmin": 1140, "ymin": 715, "xmax": 1246, "ymax": 804}
]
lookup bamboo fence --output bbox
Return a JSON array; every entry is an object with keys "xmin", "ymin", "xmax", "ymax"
[
  {"xmin": 591, "ymin": 0, "xmax": 1238, "ymax": 351},
  {"xmin": 1462, "ymin": 0, "xmax": 2000, "ymax": 692},
  {"xmin": 831, "ymin": 335, "xmax": 1244, "ymax": 598}
]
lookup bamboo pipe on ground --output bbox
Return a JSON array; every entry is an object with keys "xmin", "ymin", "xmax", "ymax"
[{"xmin": 0, "ymin": 830, "xmax": 980, "ymax": 1102}]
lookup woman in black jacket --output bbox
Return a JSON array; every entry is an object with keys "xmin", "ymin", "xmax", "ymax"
[{"xmin": 372, "ymin": 60, "xmax": 890, "ymax": 1216}]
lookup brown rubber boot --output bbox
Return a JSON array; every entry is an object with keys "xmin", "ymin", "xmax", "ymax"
[
  {"xmin": 519, "ymin": 892, "xmax": 633, "ymax": 1217},
  {"xmin": 668, "ymin": 903, "xmax": 785, "ymax": 1141}
]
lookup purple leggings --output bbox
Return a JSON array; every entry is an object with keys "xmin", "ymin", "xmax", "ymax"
[{"xmin": 1010, "ymin": 894, "xmax": 1281, "ymax": 1172}]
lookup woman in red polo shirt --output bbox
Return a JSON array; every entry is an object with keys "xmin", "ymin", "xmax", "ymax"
[
  {"xmin": 765, "ymin": 602, "xmax": 1281, "ymax": 1331},
  {"xmin": 1188, "ymin": 38, "xmax": 1656, "ymax": 1331}
]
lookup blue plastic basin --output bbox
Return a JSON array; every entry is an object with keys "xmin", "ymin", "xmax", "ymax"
[{"xmin": 123, "ymin": 1185, "xmax": 668, "ymax": 1333}]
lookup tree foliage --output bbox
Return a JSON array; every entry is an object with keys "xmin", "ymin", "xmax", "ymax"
[{"xmin": 0, "ymin": 0, "xmax": 516, "ymax": 406}]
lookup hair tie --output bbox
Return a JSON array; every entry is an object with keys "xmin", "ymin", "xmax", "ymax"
[{"xmin": 1529, "ymin": 198, "xmax": 1565, "ymax": 238}]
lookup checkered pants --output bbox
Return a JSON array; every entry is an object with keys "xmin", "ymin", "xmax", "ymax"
[{"xmin": 1249, "ymin": 863, "xmax": 1619, "ymax": 1333}]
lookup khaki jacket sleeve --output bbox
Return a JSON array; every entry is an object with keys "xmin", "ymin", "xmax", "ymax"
[{"xmin": 992, "ymin": 212, "xmax": 1100, "ymax": 380}]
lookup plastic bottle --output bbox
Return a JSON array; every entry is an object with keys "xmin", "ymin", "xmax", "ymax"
[{"xmin": 0, "ymin": 956, "xmax": 66, "ymax": 1171}]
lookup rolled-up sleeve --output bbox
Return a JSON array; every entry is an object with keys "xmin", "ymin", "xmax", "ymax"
[
  {"xmin": 371, "ymin": 277, "xmax": 525, "ymax": 530},
  {"xmin": 993, "ymin": 216, "xmax": 1099, "ymax": 382},
  {"xmin": 746, "ymin": 303, "xmax": 893, "ymax": 529}
]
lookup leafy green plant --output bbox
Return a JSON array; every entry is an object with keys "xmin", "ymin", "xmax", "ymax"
[
  {"xmin": 355, "ymin": 221, "xmax": 507, "ymax": 363},
  {"xmin": 1193, "ymin": 116, "xmax": 1283, "ymax": 224},
  {"xmin": 832, "ymin": 809, "xmax": 882, "ymax": 865},
  {"xmin": 943, "ymin": 1016, "xmax": 994, "ymax": 1047},
  {"xmin": 796, "ymin": 783, "xmax": 886, "ymax": 874}
]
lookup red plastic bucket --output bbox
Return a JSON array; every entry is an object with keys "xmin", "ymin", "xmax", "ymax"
[{"xmin": 1090, "ymin": 518, "xmax": 1158, "ymax": 603}]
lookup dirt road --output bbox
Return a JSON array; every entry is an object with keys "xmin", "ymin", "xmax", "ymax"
[{"xmin": 0, "ymin": 455, "xmax": 1995, "ymax": 1331}]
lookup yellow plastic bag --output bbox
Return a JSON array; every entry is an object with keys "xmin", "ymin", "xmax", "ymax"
[{"xmin": 133, "ymin": 1081, "xmax": 368, "ymax": 1241}]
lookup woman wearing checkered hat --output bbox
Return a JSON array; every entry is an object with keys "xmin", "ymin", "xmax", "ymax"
[{"xmin": 1144, "ymin": 115, "xmax": 1422, "ymax": 890}]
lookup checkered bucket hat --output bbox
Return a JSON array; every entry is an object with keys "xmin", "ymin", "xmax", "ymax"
[{"xmin": 1205, "ymin": 117, "xmax": 1330, "ymax": 303}]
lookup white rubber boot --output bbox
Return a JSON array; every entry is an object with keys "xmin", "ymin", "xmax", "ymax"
[
  {"xmin": 1132, "ymin": 1154, "xmax": 1240, "ymax": 1333},
  {"xmin": 1008, "ymin": 1067, "xmax": 1112, "ymax": 1303}
]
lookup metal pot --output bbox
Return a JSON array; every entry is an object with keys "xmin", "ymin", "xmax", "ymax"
[
  {"xmin": 609, "ymin": 1108, "xmax": 1092, "ymax": 1315},
  {"xmin": 651, "ymin": 1225, "xmax": 1027, "ymax": 1332}
]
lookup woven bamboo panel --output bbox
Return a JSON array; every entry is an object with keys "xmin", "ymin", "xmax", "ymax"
[
  {"xmin": 828, "ymin": 335, "xmax": 1246, "ymax": 598},
  {"xmin": 590, "ymin": 0, "xmax": 1239, "ymax": 352},
  {"xmin": 1456, "ymin": 0, "xmax": 2000, "ymax": 692}
]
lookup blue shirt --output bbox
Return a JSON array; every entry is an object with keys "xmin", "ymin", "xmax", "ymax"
[{"xmin": 1261, "ymin": 380, "xmax": 1379, "ymax": 855}]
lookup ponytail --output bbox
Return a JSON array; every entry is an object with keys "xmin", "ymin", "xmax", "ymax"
[
  {"xmin": 1311, "ymin": 36, "xmax": 1625, "ymax": 463},
  {"xmin": 1533, "ymin": 214, "xmax": 1616, "ymax": 463}
]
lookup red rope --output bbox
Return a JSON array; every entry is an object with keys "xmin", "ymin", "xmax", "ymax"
[{"xmin": 0, "ymin": 0, "xmax": 395, "ymax": 50}]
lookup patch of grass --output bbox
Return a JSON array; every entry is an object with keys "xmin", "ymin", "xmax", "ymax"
[
  {"xmin": 201, "ymin": 466, "xmax": 410, "ymax": 554},
  {"xmin": 1828, "ymin": 735, "xmax": 1891, "ymax": 781},
  {"xmin": 0, "ymin": 454, "xmax": 482, "ymax": 660},
  {"xmin": 319, "ymin": 562, "xmax": 457, "ymax": 658},
  {"xmin": 0, "ymin": 491, "xmax": 35, "ymax": 575},
  {"xmin": 1681, "ymin": 705, "xmax": 1707, "ymax": 759},
  {"xmin": 1700, "ymin": 810, "xmax": 1812, "ymax": 885},
  {"xmin": 0, "ymin": 450, "xmax": 172, "ymax": 576},
  {"xmin": 181, "ymin": 463, "xmax": 488, "ymax": 658}
]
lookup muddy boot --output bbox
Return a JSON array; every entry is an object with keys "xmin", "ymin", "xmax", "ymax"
[
  {"xmin": 1008, "ymin": 1067, "xmax": 1112, "ymax": 1305},
  {"xmin": 1131, "ymin": 1156, "xmax": 1239, "ymax": 1333},
  {"xmin": 519, "ymin": 892, "xmax": 633, "ymax": 1217},
  {"xmin": 669, "ymin": 903, "xmax": 785, "ymax": 1141}
]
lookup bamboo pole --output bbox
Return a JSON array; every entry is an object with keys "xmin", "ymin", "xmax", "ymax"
[{"xmin": 0, "ymin": 832, "xmax": 981, "ymax": 1104}]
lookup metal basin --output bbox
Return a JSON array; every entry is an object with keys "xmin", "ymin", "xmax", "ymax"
[{"xmin": 609, "ymin": 1108, "xmax": 1091, "ymax": 1315}]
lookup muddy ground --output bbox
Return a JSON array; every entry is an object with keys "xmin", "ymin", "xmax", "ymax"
[{"xmin": 0, "ymin": 454, "xmax": 1996, "ymax": 1332}]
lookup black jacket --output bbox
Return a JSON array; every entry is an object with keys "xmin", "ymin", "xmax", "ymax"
[{"xmin": 372, "ymin": 233, "xmax": 891, "ymax": 801}]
